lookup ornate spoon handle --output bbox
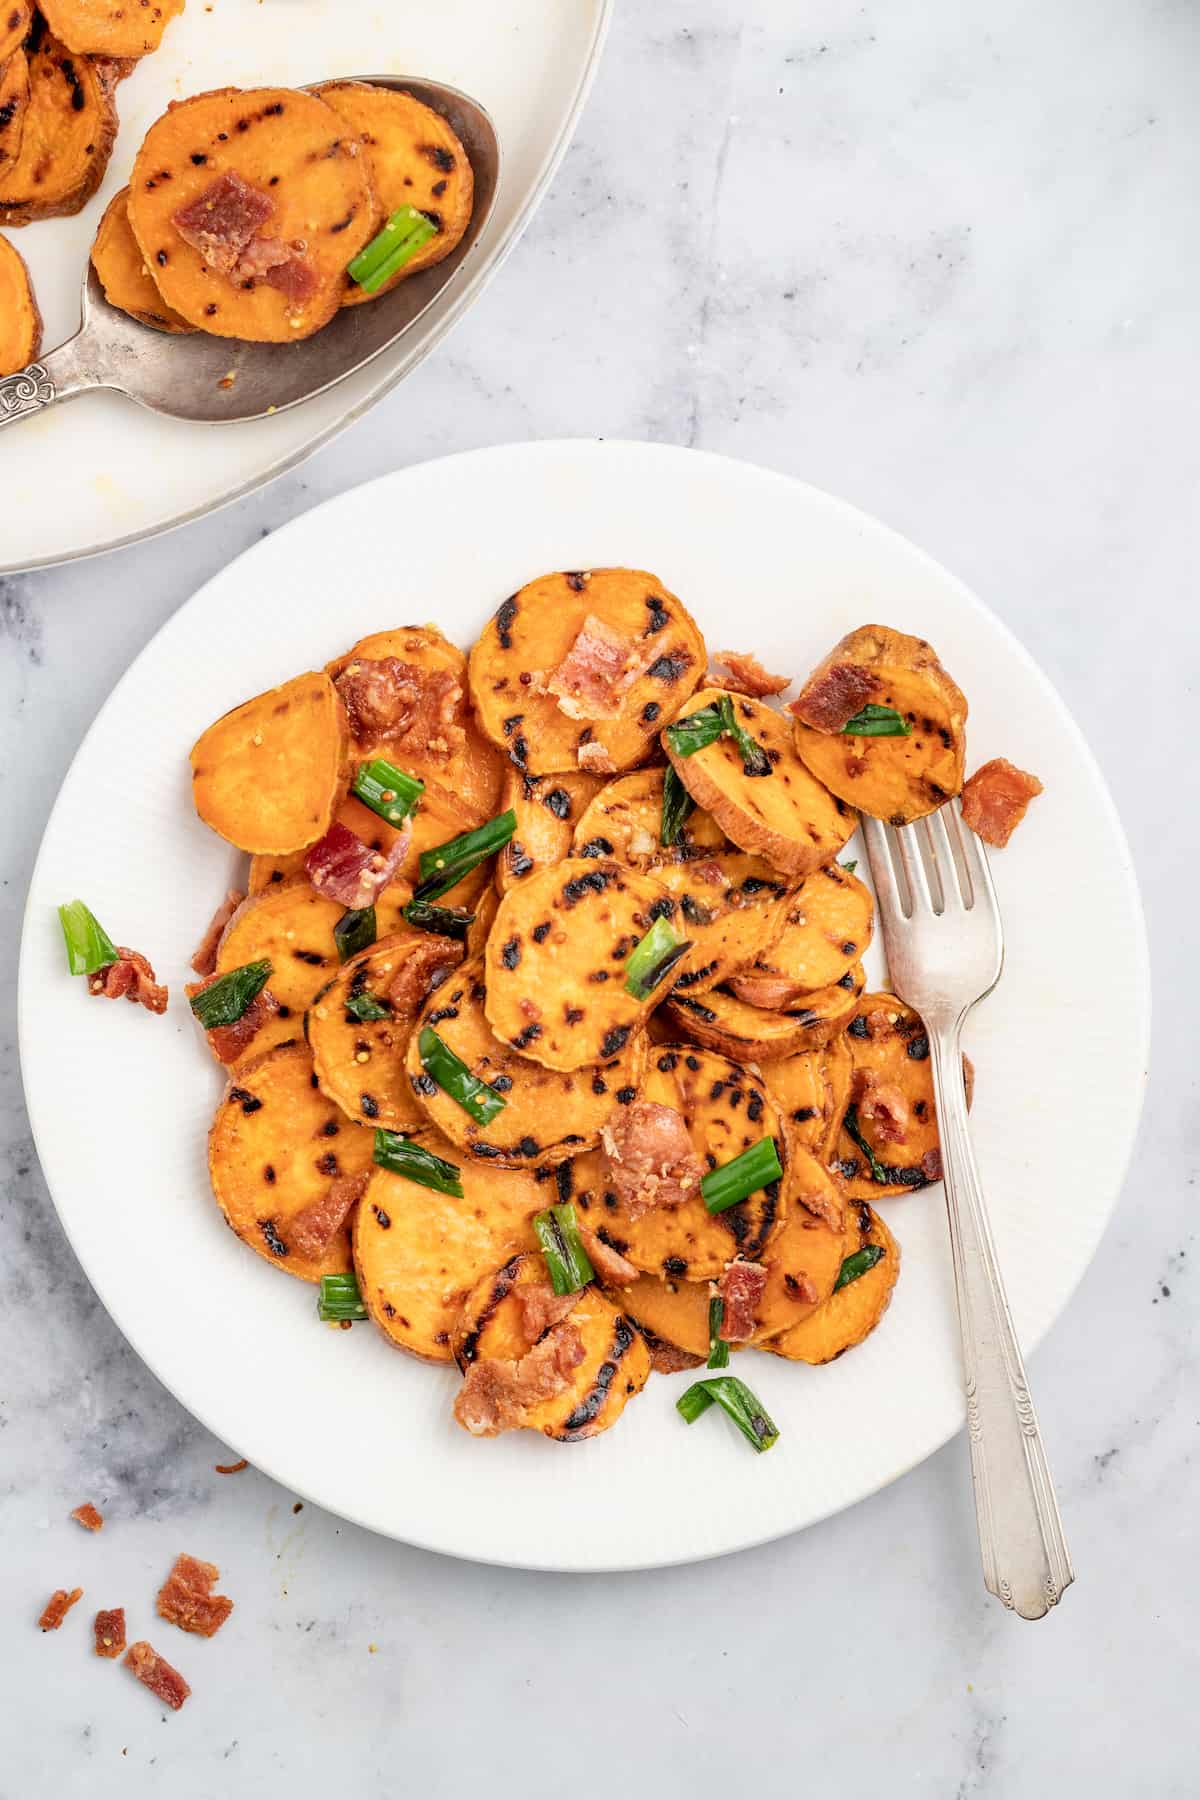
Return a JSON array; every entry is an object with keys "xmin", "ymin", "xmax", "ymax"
[{"xmin": 0, "ymin": 333, "xmax": 103, "ymax": 433}]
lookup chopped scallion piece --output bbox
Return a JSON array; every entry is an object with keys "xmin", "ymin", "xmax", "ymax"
[
  {"xmin": 676, "ymin": 1376, "xmax": 779, "ymax": 1452},
  {"xmin": 402, "ymin": 898, "xmax": 475, "ymax": 941},
  {"xmin": 343, "ymin": 990, "xmax": 390, "ymax": 1023},
  {"xmin": 660, "ymin": 766, "xmax": 695, "ymax": 847},
  {"xmin": 842, "ymin": 1104, "xmax": 891, "ymax": 1184},
  {"xmin": 841, "ymin": 703, "xmax": 912, "ymax": 737},
  {"xmin": 58, "ymin": 900, "xmax": 118, "ymax": 977},
  {"xmin": 334, "ymin": 905, "xmax": 376, "ymax": 963},
  {"xmin": 317, "ymin": 1273, "xmax": 368, "ymax": 1322},
  {"xmin": 419, "ymin": 1026, "xmax": 507, "ymax": 1126},
  {"xmin": 347, "ymin": 205, "xmax": 437, "ymax": 294},
  {"xmin": 624, "ymin": 915, "xmax": 691, "ymax": 1000},
  {"xmin": 665, "ymin": 701, "xmax": 726, "ymax": 759},
  {"xmin": 188, "ymin": 958, "xmax": 271, "ymax": 1030},
  {"xmin": 717, "ymin": 693, "xmax": 772, "ymax": 777},
  {"xmin": 841, "ymin": 860, "xmax": 858, "ymax": 875},
  {"xmin": 833, "ymin": 1243, "xmax": 886, "ymax": 1292},
  {"xmin": 707, "ymin": 1295, "xmax": 730, "ymax": 1369},
  {"xmin": 352, "ymin": 758, "xmax": 425, "ymax": 828},
  {"xmin": 533, "ymin": 1201, "xmax": 594, "ymax": 1296},
  {"xmin": 700, "ymin": 1137, "xmax": 783, "ymax": 1216},
  {"xmin": 414, "ymin": 810, "xmax": 516, "ymax": 903},
  {"xmin": 372, "ymin": 1128, "xmax": 464, "ymax": 1197}
]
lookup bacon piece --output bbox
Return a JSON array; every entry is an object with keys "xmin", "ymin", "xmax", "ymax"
[
  {"xmin": 854, "ymin": 1069, "xmax": 910, "ymax": 1145},
  {"xmin": 602, "ymin": 1101, "xmax": 704, "ymax": 1220},
  {"xmin": 214, "ymin": 1459, "xmax": 248, "ymax": 1475},
  {"xmin": 717, "ymin": 1261, "xmax": 767, "ymax": 1342},
  {"xmin": 265, "ymin": 254, "xmax": 317, "ymax": 304},
  {"xmin": 334, "ymin": 657, "xmax": 465, "ymax": 761},
  {"xmin": 155, "ymin": 1553, "xmax": 233, "ymax": 1640},
  {"xmin": 921, "ymin": 1147, "xmax": 943, "ymax": 1181},
  {"xmin": 794, "ymin": 1169, "xmax": 843, "ymax": 1234},
  {"xmin": 516, "ymin": 1282, "xmax": 580, "ymax": 1342},
  {"xmin": 386, "ymin": 937, "xmax": 462, "ymax": 1018},
  {"xmin": 783, "ymin": 1269, "xmax": 819, "ymax": 1304},
  {"xmin": 186, "ymin": 973, "xmax": 281, "ymax": 1064},
  {"xmin": 789, "ymin": 660, "xmax": 881, "ymax": 733},
  {"xmin": 712, "ymin": 650, "xmax": 790, "ymax": 698},
  {"xmin": 232, "ymin": 234, "xmax": 291, "ymax": 280},
  {"xmin": 960, "ymin": 758, "xmax": 1044, "ymax": 848},
  {"xmin": 88, "ymin": 948, "xmax": 167, "ymax": 1014},
  {"xmin": 190, "ymin": 889, "xmax": 245, "ymax": 977},
  {"xmin": 286, "ymin": 1171, "xmax": 367, "ymax": 1260},
  {"xmin": 94, "ymin": 1607, "xmax": 126, "ymax": 1659},
  {"xmin": 172, "ymin": 171, "xmax": 274, "ymax": 275},
  {"xmin": 578, "ymin": 1226, "xmax": 637, "ymax": 1288},
  {"xmin": 546, "ymin": 614, "xmax": 653, "ymax": 721},
  {"xmin": 577, "ymin": 739, "xmax": 616, "ymax": 774},
  {"xmin": 453, "ymin": 1320, "xmax": 586, "ymax": 1437},
  {"xmin": 305, "ymin": 819, "xmax": 410, "ymax": 911},
  {"xmin": 690, "ymin": 858, "xmax": 730, "ymax": 890},
  {"xmin": 39, "ymin": 1587, "xmax": 82, "ymax": 1631},
  {"xmin": 70, "ymin": 1502, "xmax": 103, "ymax": 1532},
  {"xmin": 124, "ymin": 1640, "xmax": 191, "ymax": 1711}
]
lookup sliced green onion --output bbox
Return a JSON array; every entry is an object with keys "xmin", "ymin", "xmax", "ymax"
[
  {"xmin": 334, "ymin": 905, "xmax": 376, "ymax": 963},
  {"xmin": 402, "ymin": 898, "xmax": 475, "ymax": 941},
  {"xmin": 707, "ymin": 1295, "xmax": 730, "ymax": 1369},
  {"xmin": 665, "ymin": 701, "xmax": 726, "ymax": 758},
  {"xmin": 624, "ymin": 915, "xmax": 691, "ymax": 1000},
  {"xmin": 343, "ymin": 990, "xmax": 390, "ymax": 1023},
  {"xmin": 533, "ymin": 1201, "xmax": 595, "ymax": 1296},
  {"xmin": 317, "ymin": 1273, "xmax": 367, "ymax": 1322},
  {"xmin": 419, "ymin": 1026, "xmax": 506, "ymax": 1126},
  {"xmin": 373, "ymin": 1128, "xmax": 463, "ymax": 1197},
  {"xmin": 352, "ymin": 758, "xmax": 425, "ymax": 828},
  {"xmin": 833, "ymin": 1243, "xmax": 886, "ymax": 1292},
  {"xmin": 841, "ymin": 703, "xmax": 912, "ymax": 737},
  {"xmin": 841, "ymin": 860, "xmax": 858, "ymax": 875},
  {"xmin": 701, "ymin": 1137, "xmax": 783, "ymax": 1215},
  {"xmin": 660, "ymin": 766, "xmax": 695, "ymax": 847},
  {"xmin": 843, "ymin": 1104, "xmax": 891, "ymax": 1184},
  {"xmin": 188, "ymin": 958, "xmax": 271, "ymax": 1029},
  {"xmin": 414, "ymin": 810, "xmax": 516, "ymax": 902},
  {"xmin": 58, "ymin": 900, "xmax": 118, "ymax": 976},
  {"xmin": 676, "ymin": 1376, "xmax": 779, "ymax": 1452},
  {"xmin": 717, "ymin": 693, "xmax": 772, "ymax": 777},
  {"xmin": 348, "ymin": 205, "xmax": 437, "ymax": 294}
]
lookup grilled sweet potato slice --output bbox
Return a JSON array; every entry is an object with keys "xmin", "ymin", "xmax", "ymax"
[
  {"xmin": 354, "ymin": 1137, "xmax": 541, "ymax": 1362},
  {"xmin": 655, "ymin": 851, "xmax": 792, "ymax": 998},
  {"xmin": 466, "ymin": 883, "xmax": 499, "ymax": 958},
  {"xmin": 830, "ymin": 992, "xmax": 947, "ymax": 1197},
  {"xmin": 208, "ymin": 1042, "xmax": 374, "ymax": 1282},
  {"xmin": 730, "ymin": 862, "xmax": 872, "ymax": 1008},
  {"xmin": 38, "ymin": 0, "xmax": 183, "ymax": 57},
  {"xmin": 664, "ymin": 689, "xmax": 857, "ymax": 877},
  {"xmin": 569, "ymin": 766, "xmax": 725, "ymax": 866},
  {"xmin": 469, "ymin": 569, "xmax": 707, "ymax": 776},
  {"xmin": 765, "ymin": 1038, "xmax": 854, "ymax": 1172},
  {"xmin": 0, "ymin": 22, "xmax": 120, "ymax": 225},
  {"xmin": 406, "ymin": 957, "xmax": 646, "ymax": 1165},
  {"xmin": 484, "ymin": 858, "xmax": 685, "ymax": 1072},
  {"xmin": 497, "ymin": 769, "xmax": 606, "ymax": 895},
  {"xmin": 0, "ymin": 227, "xmax": 39, "ymax": 374},
  {"xmin": 0, "ymin": 46, "xmax": 30, "ymax": 174},
  {"xmin": 190, "ymin": 671, "xmax": 349, "ymax": 855},
  {"xmin": 315, "ymin": 82, "xmax": 473, "ymax": 304},
  {"xmin": 91, "ymin": 186, "xmax": 193, "ymax": 331},
  {"xmin": 127, "ymin": 87, "xmax": 375, "ymax": 342},
  {"xmin": 0, "ymin": 3, "xmax": 32, "ymax": 60},
  {"xmin": 450, "ymin": 1251, "xmax": 650, "ymax": 1440},
  {"xmin": 790, "ymin": 625, "xmax": 967, "ymax": 824},
  {"xmin": 308, "ymin": 931, "xmax": 461, "ymax": 1131},
  {"xmin": 770, "ymin": 1202, "xmax": 899, "ymax": 1363},
  {"xmin": 664, "ymin": 964, "xmax": 865, "ymax": 1062}
]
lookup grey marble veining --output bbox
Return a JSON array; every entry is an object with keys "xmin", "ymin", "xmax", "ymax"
[{"xmin": 0, "ymin": 1, "xmax": 1194, "ymax": 1794}]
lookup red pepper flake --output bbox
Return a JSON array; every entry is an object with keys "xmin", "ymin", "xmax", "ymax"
[
  {"xmin": 39, "ymin": 1587, "xmax": 83, "ymax": 1631},
  {"xmin": 214, "ymin": 1459, "xmax": 248, "ymax": 1475},
  {"xmin": 156, "ymin": 1552, "xmax": 234, "ymax": 1638},
  {"xmin": 70, "ymin": 1501, "xmax": 104, "ymax": 1532},
  {"xmin": 124, "ymin": 1640, "xmax": 191, "ymax": 1711},
  {"xmin": 94, "ymin": 1607, "xmax": 126, "ymax": 1659}
]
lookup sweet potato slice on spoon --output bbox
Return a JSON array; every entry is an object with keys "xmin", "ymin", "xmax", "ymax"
[{"xmin": 91, "ymin": 187, "xmax": 194, "ymax": 332}]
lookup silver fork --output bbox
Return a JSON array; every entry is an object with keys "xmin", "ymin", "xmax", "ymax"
[{"xmin": 862, "ymin": 800, "xmax": 1074, "ymax": 1620}]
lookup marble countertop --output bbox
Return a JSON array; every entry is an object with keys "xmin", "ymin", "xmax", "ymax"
[{"xmin": 0, "ymin": 1, "xmax": 1191, "ymax": 1794}]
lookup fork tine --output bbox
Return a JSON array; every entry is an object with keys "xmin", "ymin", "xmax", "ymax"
[
  {"xmin": 892, "ymin": 820, "xmax": 935, "ymax": 914},
  {"xmin": 861, "ymin": 816, "xmax": 906, "ymax": 920},
  {"xmin": 945, "ymin": 798, "xmax": 999, "ymax": 915},
  {"xmin": 924, "ymin": 806, "xmax": 962, "ymax": 909}
]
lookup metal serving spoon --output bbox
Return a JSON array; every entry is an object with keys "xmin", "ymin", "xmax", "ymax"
[{"xmin": 0, "ymin": 75, "xmax": 499, "ymax": 430}]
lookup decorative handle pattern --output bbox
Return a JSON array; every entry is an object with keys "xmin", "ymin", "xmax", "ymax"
[
  {"xmin": 930, "ymin": 1029, "xmax": 1074, "ymax": 1619},
  {"xmin": 0, "ymin": 361, "xmax": 56, "ymax": 427}
]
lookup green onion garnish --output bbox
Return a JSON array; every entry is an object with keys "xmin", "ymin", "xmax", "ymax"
[
  {"xmin": 372, "ymin": 1128, "xmax": 464, "ymax": 1197},
  {"xmin": 414, "ymin": 810, "xmax": 517, "ymax": 903},
  {"xmin": 347, "ymin": 204, "xmax": 437, "ymax": 295},
  {"xmin": 833, "ymin": 1243, "xmax": 886, "ymax": 1292},
  {"xmin": 624, "ymin": 914, "xmax": 691, "ymax": 1000},
  {"xmin": 842, "ymin": 1104, "xmax": 891, "ymax": 1184},
  {"xmin": 343, "ymin": 990, "xmax": 390, "ymax": 1023},
  {"xmin": 660, "ymin": 766, "xmax": 695, "ymax": 847},
  {"xmin": 58, "ymin": 900, "xmax": 118, "ymax": 976},
  {"xmin": 352, "ymin": 758, "xmax": 425, "ymax": 828},
  {"xmin": 317, "ymin": 1272, "xmax": 367, "ymax": 1322},
  {"xmin": 841, "ymin": 703, "xmax": 912, "ymax": 737},
  {"xmin": 707, "ymin": 1295, "xmax": 730, "ymax": 1368},
  {"xmin": 418, "ymin": 1026, "xmax": 506, "ymax": 1126},
  {"xmin": 533, "ymin": 1201, "xmax": 595, "ymax": 1296},
  {"xmin": 665, "ymin": 695, "xmax": 770, "ymax": 776},
  {"xmin": 401, "ymin": 898, "xmax": 475, "ymax": 941},
  {"xmin": 718, "ymin": 693, "xmax": 772, "ymax": 777},
  {"xmin": 188, "ymin": 958, "xmax": 271, "ymax": 1029},
  {"xmin": 334, "ymin": 905, "xmax": 376, "ymax": 962},
  {"xmin": 676, "ymin": 1376, "xmax": 779, "ymax": 1452},
  {"xmin": 700, "ymin": 1137, "xmax": 784, "ymax": 1216},
  {"xmin": 841, "ymin": 860, "xmax": 858, "ymax": 875}
]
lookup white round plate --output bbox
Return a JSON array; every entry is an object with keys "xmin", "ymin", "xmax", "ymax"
[
  {"xmin": 19, "ymin": 441, "xmax": 1149, "ymax": 1571},
  {"xmin": 0, "ymin": 0, "xmax": 610, "ymax": 573}
]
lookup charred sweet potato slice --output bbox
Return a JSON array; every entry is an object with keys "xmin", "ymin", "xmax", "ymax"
[
  {"xmin": 497, "ymin": 769, "xmax": 606, "ymax": 895},
  {"xmin": 315, "ymin": 82, "xmax": 473, "ymax": 304},
  {"xmin": 469, "ymin": 569, "xmax": 707, "ymax": 776},
  {"xmin": 405, "ymin": 957, "xmax": 646, "ymax": 1165},
  {"xmin": 127, "ymin": 86, "xmax": 375, "ymax": 342},
  {"xmin": 0, "ymin": 227, "xmax": 39, "ymax": 374},
  {"xmin": 484, "ymin": 858, "xmax": 686, "ymax": 1072},
  {"xmin": 0, "ymin": 46, "xmax": 30, "ymax": 174},
  {"xmin": 0, "ymin": 23, "xmax": 119, "ymax": 225},
  {"xmin": 663, "ymin": 963, "xmax": 865, "ymax": 1062},
  {"xmin": 764, "ymin": 1038, "xmax": 854, "ymax": 1171},
  {"xmin": 450, "ymin": 1251, "xmax": 650, "ymax": 1440},
  {"xmin": 830, "ymin": 991, "xmax": 948, "ymax": 1198},
  {"xmin": 770, "ymin": 1202, "xmax": 899, "ymax": 1363},
  {"xmin": 353, "ymin": 1136, "xmax": 541, "ymax": 1362},
  {"xmin": 190, "ymin": 671, "xmax": 349, "ymax": 855},
  {"xmin": 39, "ymin": 0, "xmax": 183, "ymax": 57},
  {"xmin": 308, "ymin": 931, "xmax": 462, "ymax": 1131},
  {"xmin": 0, "ymin": 3, "xmax": 32, "ymax": 60},
  {"xmin": 570, "ymin": 767, "xmax": 725, "ymax": 867},
  {"xmin": 654, "ymin": 851, "xmax": 793, "ymax": 997},
  {"xmin": 790, "ymin": 625, "xmax": 967, "ymax": 825},
  {"xmin": 729, "ymin": 862, "xmax": 873, "ymax": 1008},
  {"xmin": 664, "ymin": 689, "xmax": 857, "ymax": 877},
  {"xmin": 208, "ymin": 1042, "xmax": 374, "ymax": 1283},
  {"xmin": 91, "ymin": 186, "xmax": 193, "ymax": 331}
]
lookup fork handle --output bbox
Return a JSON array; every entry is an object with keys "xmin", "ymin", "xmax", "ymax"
[{"xmin": 929, "ymin": 1027, "xmax": 1074, "ymax": 1619}]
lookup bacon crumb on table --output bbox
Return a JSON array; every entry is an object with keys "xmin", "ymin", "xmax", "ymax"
[
  {"xmin": 39, "ymin": 1588, "xmax": 83, "ymax": 1631},
  {"xmin": 88, "ymin": 949, "xmax": 168, "ymax": 1014},
  {"xmin": 124, "ymin": 1640, "xmax": 191, "ymax": 1711},
  {"xmin": 214, "ymin": 1459, "xmax": 248, "ymax": 1476},
  {"xmin": 94, "ymin": 1607, "xmax": 126, "ymax": 1659},
  {"xmin": 960, "ymin": 758, "xmax": 1044, "ymax": 848},
  {"xmin": 70, "ymin": 1502, "xmax": 104, "ymax": 1532},
  {"xmin": 156, "ymin": 1553, "xmax": 234, "ymax": 1639}
]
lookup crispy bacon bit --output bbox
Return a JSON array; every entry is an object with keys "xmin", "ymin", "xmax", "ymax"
[
  {"xmin": 286, "ymin": 1171, "xmax": 367, "ymax": 1260},
  {"xmin": 577, "ymin": 740, "xmax": 616, "ymax": 775},
  {"xmin": 172, "ymin": 171, "xmax": 274, "ymax": 275},
  {"xmin": 70, "ymin": 1502, "xmax": 104, "ymax": 1532},
  {"xmin": 204, "ymin": 986, "xmax": 280, "ymax": 1065},
  {"xmin": 266, "ymin": 254, "xmax": 317, "ymax": 304},
  {"xmin": 516, "ymin": 1282, "xmax": 580, "ymax": 1342},
  {"xmin": 386, "ymin": 937, "xmax": 462, "ymax": 1018},
  {"xmin": 960, "ymin": 758, "xmax": 1044, "ymax": 848},
  {"xmin": 854, "ymin": 1069, "xmax": 910, "ymax": 1145},
  {"xmin": 94, "ymin": 1607, "xmax": 126, "ymax": 1659},
  {"xmin": 717, "ymin": 1261, "xmax": 768, "ymax": 1341},
  {"xmin": 39, "ymin": 1587, "xmax": 83, "ymax": 1631},
  {"xmin": 643, "ymin": 1333, "xmax": 704, "ymax": 1375},
  {"xmin": 214, "ymin": 1459, "xmax": 248, "ymax": 1476},
  {"xmin": 453, "ymin": 1321, "xmax": 585, "ymax": 1438},
  {"xmin": 190, "ymin": 889, "xmax": 245, "ymax": 976},
  {"xmin": 155, "ymin": 1553, "xmax": 233, "ymax": 1640},
  {"xmin": 305, "ymin": 819, "xmax": 410, "ymax": 911},
  {"xmin": 691, "ymin": 859, "xmax": 730, "ymax": 890},
  {"xmin": 789, "ymin": 661, "xmax": 880, "ymax": 733},
  {"xmin": 334, "ymin": 657, "xmax": 465, "ymax": 761},
  {"xmin": 712, "ymin": 650, "xmax": 790, "ymax": 698},
  {"xmin": 231, "ymin": 233, "xmax": 291, "ymax": 280},
  {"xmin": 921, "ymin": 1147, "xmax": 943, "ymax": 1181},
  {"xmin": 124, "ymin": 1640, "xmax": 191, "ymax": 1711},
  {"xmin": 88, "ymin": 948, "xmax": 168, "ymax": 1014},
  {"xmin": 795, "ymin": 1171, "xmax": 843, "ymax": 1234},
  {"xmin": 547, "ymin": 614, "xmax": 653, "ymax": 721},
  {"xmin": 578, "ymin": 1226, "xmax": 638, "ymax": 1288},
  {"xmin": 602, "ymin": 1101, "xmax": 704, "ymax": 1220}
]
